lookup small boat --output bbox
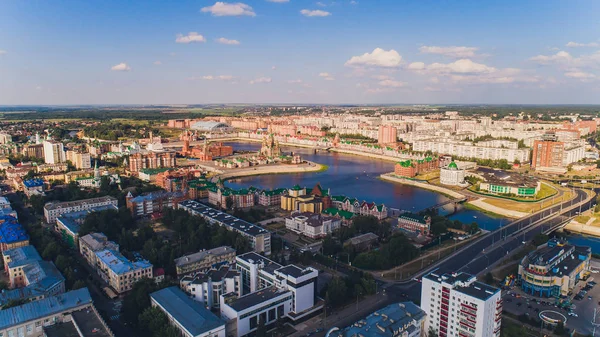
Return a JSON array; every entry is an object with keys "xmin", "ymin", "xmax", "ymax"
[{"xmin": 473, "ymin": 216, "xmax": 478, "ymax": 218}]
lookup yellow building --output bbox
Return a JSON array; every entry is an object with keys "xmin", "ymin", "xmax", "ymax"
[{"xmin": 280, "ymin": 184, "xmax": 327, "ymax": 213}]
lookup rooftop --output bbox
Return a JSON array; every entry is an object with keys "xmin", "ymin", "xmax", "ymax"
[
  {"xmin": 236, "ymin": 252, "xmax": 282, "ymax": 273},
  {"xmin": 95, "ymin": 249, "xmax": 152, "ymax": 275},
  {"xmin": 424, "ymin": 272, "xmax": 500, "ymax": 301},
  {"xmin": 345, "ymin": 232, "xmax": 379, "ymax": 246},
  {"xmin": 0, "ymin": 215, "xmax": 29, "ymax": 244},
  {"xmin": 477, "ymin": 168, "xmax": 539, "ymax": 189},
  {"xmin": 129, "ymin": 190, "xmax": 186, "ymax": 203},
  {"xmin": 150, "ymin": 287, "xmax": 224, "ymax": 336},
  {"xmin": 174, "ymin": 246, "xmax": 236, "ymax": 268},
  {"xmin": 44, "ymin": 308, "xmax": 113, "ymax": 337},
  {"xmin": 226, "ymin": 286, "xmax": 290, "ymax": 311},
  {"xmin": 3, "ymin": 245, "xmax": 41, "ymax": 269},
  {"xmin": 80, "ymin": 232, "xmax": 119, "ymax": 252},
  {"xmin": 23, "ymin": 179, "xmax": 44, "ymax": 188},
  {"xmin": 334, "ymin": 302, "xmax": 426, "ymax": 337},
  {"xmin": 179, "ymin": 200, "xmax": 269, "ymax": 237},
  {"xmin": 0, "ymin": 288, "xmax": 92, "ymax": 330},
  {"xmin": 56, "ymin": 204, "xmax": 119, "ymax": 236},
  {"xmin": 44, "ymin": 196, "xmax": 118, "ymax": 211}
]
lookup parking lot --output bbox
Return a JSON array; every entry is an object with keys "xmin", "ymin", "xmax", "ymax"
[{"xmin": 503, "ymin": 277, "xmax": 600, "ymax": 335}]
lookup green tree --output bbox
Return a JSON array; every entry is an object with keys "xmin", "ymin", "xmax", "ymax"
[
  {"xmin": 532, "ymin": 233, "xmax": 549, "ymax": 246},
  {"xmin": 225, "ymin": 196, "xmax": 234, "ymax": 210},
  {"xmin": 484, "ymin": 272, "xmax": 494, "ymax": 285},
  {"xmin": 428, "ymin": 328, "xmax": 437, "ymax": 337},
  {"xmin": 256, "ymin": 318, "xmax": 267, "ymax": 337},
  {"xmin": 72, "ymin": 280, "xmax": 86, "ymax": 290},
  {"xmin": 326, "ymin": 277, "xmax": 348, "ymax": 308}
]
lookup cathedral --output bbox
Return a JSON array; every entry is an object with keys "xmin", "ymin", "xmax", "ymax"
[{"xmin": 260, "ymin": 134, "xmax": 281, "ymax": 157}]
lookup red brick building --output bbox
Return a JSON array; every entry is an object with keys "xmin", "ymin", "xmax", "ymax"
[{"xmin": 394, "ymin": 157, "xmax": 438, "ymax": 177}]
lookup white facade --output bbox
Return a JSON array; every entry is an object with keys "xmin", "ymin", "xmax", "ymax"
[
  {"xmin": 180, "ymin": 266, "xmax": 241, "ymax": 309},
  {"xmin": 563, "ymin": 144, "xmax": 585, "ymax": 166},
  {"xmin": 284, "ymin": 213, "xmax": 341, "ymax": 239},
  {"xmin": 413, "ymin": 139, "xmax": 530, "ymax": 163},
  {"xmin": 223, "ymin": 252, "xmax": 321, "ymax": 337},
  {"xmin": 421, "ymin": 272, "xmax": 502, "ymax": 337},
  {"xmin": 43, "ymin": 196, "xmax": 118, "ymax": 223},
  {"xmin": 440, "ymin": 163, "xmax": 466, "ymax": 186},
  {"xmin": 43, "ymin": 140, "xmax": 66, "ymax": 164}
]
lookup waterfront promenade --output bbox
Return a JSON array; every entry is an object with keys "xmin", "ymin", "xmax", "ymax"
[{"xmin": 215, "ymin": 161, "xmax": 326, "ymax": 180}]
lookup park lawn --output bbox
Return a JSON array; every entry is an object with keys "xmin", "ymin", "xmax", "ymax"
[
  {"xmin": 575, "ymin": 215, "xmax": 591, "ymax": 224},
  {"xmin": 415, "ymin": 171, "xmax": 440, "ymax": 181},
  {"xmin": 536, "ymin": 182, "xmax": 557, "ymax": 199}
]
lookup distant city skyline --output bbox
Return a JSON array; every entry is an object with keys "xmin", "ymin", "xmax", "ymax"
[{"xmin": 1, "ymin": 0, "xmax": 599, "ymax": 105}]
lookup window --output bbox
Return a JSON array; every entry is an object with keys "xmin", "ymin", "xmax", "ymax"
[{"xmin": 249, "ymin": 316, "xmax": 258, "ymax": 330}]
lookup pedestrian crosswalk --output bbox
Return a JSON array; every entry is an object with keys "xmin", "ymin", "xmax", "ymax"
[{"xmin": 110, "ymin": 314, "xmax": 120, "ymax": 321}]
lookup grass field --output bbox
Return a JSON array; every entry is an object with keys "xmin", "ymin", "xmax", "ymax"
[{"xmin": 575, "ymin": 215, "xmax": 591, "ymax": 224}]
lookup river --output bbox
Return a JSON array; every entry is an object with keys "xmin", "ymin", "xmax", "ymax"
[{"xmin": 222, "ymin": 142, "xmax": 504, "ymax": 231}]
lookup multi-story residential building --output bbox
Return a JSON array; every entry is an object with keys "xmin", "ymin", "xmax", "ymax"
[
  {"xmin": 2, "ymin": 245, "xmax": 41, "ymax": 287},
  {"xmin": 125, "ymin": 190, "xmax": 187, "ymax": 218},
  {"xmin": 128, "ymin": 151, "xmax": 177, "ymax": 173},
  {"xmin": 0, "ymin": 215, "xmax": 29, "ymax": 252},
  {"xmin": 330, "ymin": 196, "xmax": 388, "ymax": 220},
  {"xmin": 413, "ymin": 139, "xmax": 530, "ymax": 163},
  {"xmin": 22, "ymin": 179, "xmax": 45, "ymax": 197},
  {"xmin": 0, "ymin": 250, "xmax": 65, "ymax": 308},
  {"xmin": 221, "ymin": 252, "xmax": 321, "ymax": 337},
  {"xmin": 43, "ymin": 196, "xmax": 118, "ymax": 223},
  {"xmin": 0, "ymin": 197, "xmax": 17, "ymax": 219},
  {"xmin": 532, "ymin": 139, "xmax": 565, "ymax": 169},
  {"xmin": 378, "ymin": 125, "xmax": 397, "ymax": 144},
  {"xmin": 280, "ymin": 184, "xmax": 332, "ymax": 214},
  {"xmin": 174, "ymin": 246, "xmax": 236, "ymax": 276},
  {"xmin": 93, "ymin": 248, "xmax": 153, "ymax": 294},
  {"xmin": 42, "ymin": 140, "xmax": 66, "ymax": 164},
  {"xmin": 332, "ymin": 302, "xmax": 426, "ymax": 337},
  {"xmin": 208, "ymin": 187, "xmax": 255, "ymax": 209},
  {"xmin": 66, "ymin": 150, "xmax": 92, "ymax": 169},
  {"xmin": 421, "ymin": 272, "xmax": 502, "ymax": 337},
  {"xmin": 180, "ymin": 265, "xmax": 241, "ymax": 309},
  {"xmin": 257, "ymin": 188, "xmax": 286, "ymax": 206},
  {"xmin": 0, "ymin": 288, "xmax": 114, "ymax": 337},
  {"xmin": 178, "ymin": 200, "xmax": 272, "ymax": 255},
  {"xmin": 22, "ymin": 143, "xmax": 44, "ymax": 159},
  {"xmin": 55, "ymin": 204, "xmax": 118, "ymax": 249},
  {"xmin": 284, "ymin": 212, "xmax": 341, "ymax": 239},
  {"xmin": 36, "ymin": 163, "xmax": 68, "ymax": 173},
  {"xmin": 0, "ymin": 133, "xmax": 12, "ymax": 144},
  {"xmin": 397, "ymin": 213, "xmax": 431, "ymax": 236},
  {"xmin": 562, "ymin": 143, "xmax": 586, "ymax": 166},
  {"xmin": 151, "ymin": 286, "xmax": 226, "ymax": 337},
  {"xmin": 394, "ymin": 157, "xmax": 439, "ymax": 178},
  {"xmin": 79, "ymin": 232, "xmax": 120, "ymax": 268},
  {"xmin": 518, "ymin": 239, "xmax": 591, "ymax": 297}
]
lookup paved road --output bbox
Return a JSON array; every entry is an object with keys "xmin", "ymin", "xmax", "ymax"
[{"xmin": 387, "ymin": 188, "xmax": 594, "ymax": 304}]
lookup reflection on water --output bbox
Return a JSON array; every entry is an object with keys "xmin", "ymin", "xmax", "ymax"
[
  {"xmin": 223, "ymin": 142, "xmax": 502, "ymax": 230},
  {"xmin": 564, "ymin": 234, "xmax": 600, "ymax": 254}
]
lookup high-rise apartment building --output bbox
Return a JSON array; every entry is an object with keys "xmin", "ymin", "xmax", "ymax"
[
  {"xmin": 531, "ymin": 140, "xmax": 565, "ymax": 169},
  {"xmin": 43, "ymin": 140, "xmax": 66, "ymax": 164},
  {"xmin": 378, "ymin": 125, "xmax": 397, "ymax": 144},
  {"xmin": 66, "ymin": 150, "xmax": 92, "ymax": 169},
  {"xmin": 421, "ymin": 272, "xmax": 502, "ymax": 337}
]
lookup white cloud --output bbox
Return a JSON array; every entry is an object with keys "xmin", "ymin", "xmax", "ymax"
[
  {"xmin": 153, "ymin": 61, "xmax": 162, "ymax": 65},
  {"xmin": 566, "ymin": 41, "xmax": 599, "ymax": 48},
  {"xmin": 319, "ymin": 72, "xmax": 335, "ymax": 80},
  {"xmin": 419, "ymin": 46, "xmax": 479, "ymax": 58},
  {"xmin": 345, "ymin": 48, "xmax": 402, "ymax": 68},
  {"xmin": 300, "ymin": 9, "xmax": 331, "ymax": 17},
  {"xmin": 0, "ymin": 50, "xmax": 6, "ymax": 55},
  {"xmin": 35, "ymin": 86, "xmax": 42, "ymax": 90},
  {"xmin": 426, "ymin": 59, "xmax": 496, "ymax": 74},
  {"xmin": 350, "ymin": 0, "xmax": 358, "ymax": 4},
  {"xmin": 366, "ymin": 87, "xmax": 395, "ymax": 94},
  {"xmin": 176, "ymin": 32, "xmax": 206, "ymax": 44},
  {"xmin": 316, "ymin": 2, "xmax": 327, "ymax": 6},
  {"xmin": 250, "ymin": 77, "xmax": 272, "ymax": 84},
  {"xmin": 201, "ymin": 75, "xmax": 235, "ymax": 81},
  {"xmin": 407, "ymin": 62, "xmax": 425, "ymax": 71},
  {"xmin": 271, "ymin": 66, "xmax": 277, "ymax": 70},
  {"xmin": 529, "ymin": 51, "xmax": 572, "ymax": 64},
  {"xmin": 564, "ymin": 70, "xmax": 596, "ymax": 79},
  {"xmin": 216, "ymin": 37, "xmax": 240, "ymax": 45},
  {"xmin": 266, "ymin": 0, "xmax": 289, "ymax": 2},
  {"xmin": 201, "ymin": 2, "xmax": 256, "ymax": 17},
  {"xmin": 288, "ymin": 79, "xmax": 303, "ymax": 84},
  {"xmin": 378, "ymin": 79, "xmax": 406, "ymax": 87},
  {"xmin": 110, "ymin": 63, "xmax": 131, "ymax": 71}
]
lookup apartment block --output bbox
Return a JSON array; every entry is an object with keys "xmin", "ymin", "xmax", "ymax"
[
  {"xmin": 180, "ymin": 265, "xmax": 241, "ymax": 309},
  {"xmin": 43, "ymin": 196, "xmax": 118, "ymax": 223},
  {"xmin": 421, "ymin": 272, "xmax": 502, "ymax": 337},
  {"xmin": 178, "ymin": 200, "xmax": 271, "ymax": 256},
  {"xmin": 174, "ymin": 246, "xmax": 236, "ymax": 276}
]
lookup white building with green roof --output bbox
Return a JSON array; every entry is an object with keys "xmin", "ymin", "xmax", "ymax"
[{"xmin": 440, "ymin": 161, "xmax": 466, "ymax": 186}]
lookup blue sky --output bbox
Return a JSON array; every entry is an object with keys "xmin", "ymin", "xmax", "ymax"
[{"xmin": 1, "ymin": 0, "xmax": 599, "ymax": 105}]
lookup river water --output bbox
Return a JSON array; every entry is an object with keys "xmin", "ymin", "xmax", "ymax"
[{"xmin": 223, "ymin": 142, "xmax": 504, "ymax": 231}]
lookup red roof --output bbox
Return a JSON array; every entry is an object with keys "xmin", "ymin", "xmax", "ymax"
[{"xmin": 153, "ymin": 268, "xmax": 165, "ymax": 277}]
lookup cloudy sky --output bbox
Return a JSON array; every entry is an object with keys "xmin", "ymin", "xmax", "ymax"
[{"xmin": 1, "ymin": 0, "xmax": 599, "ymax": 105}]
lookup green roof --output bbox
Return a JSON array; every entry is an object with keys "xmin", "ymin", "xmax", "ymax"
[
  {"xmin": 322, "ymin": 208, "xmax": 354, "ymax": 220},
  {"xmin": 291, "ymin": 185, "xmax": 303, "ymax": 191},
  {"xmin": 448, "ymin": 161, "xmax": 458, "ymax": 169},
  {"xmin": 397, "ymin": 160, "xmax": 413, "ymax": 168},
  {"xmin": 139, "ymin": 168, "xmax": 170, "ymax": 175}
]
